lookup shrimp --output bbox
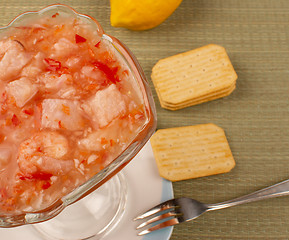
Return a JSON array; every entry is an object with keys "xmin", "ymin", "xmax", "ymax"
[{"xmin": 17, "ymin": 131, "xmax": 74, "ymax": 177}]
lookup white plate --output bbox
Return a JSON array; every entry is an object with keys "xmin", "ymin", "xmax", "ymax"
[{"xmin": 0, "ymin": 141, "xmax": 174, "ymax": 240}]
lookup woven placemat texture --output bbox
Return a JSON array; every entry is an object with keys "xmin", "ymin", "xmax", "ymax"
[{"xmin": 1, "ymin": 0, "xmax": 289, "ymax": 239}]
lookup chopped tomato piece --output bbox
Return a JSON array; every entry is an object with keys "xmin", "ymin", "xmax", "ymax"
[
  {"xmin": 11, "ymin": 114, "xmax": 21, "ymax": 126},
  {"xmin": 44, "ymin": 58, "xmax": 62, "ymax": 71},
  {"xmin": 93, "ymin": 60, "xmax": 120, "ymax": 84},
  {"xmin": 42, "ymin": 181, "xmax": 51, "ymax": 190},
  {"xmin": 58, "ymin": 120, "xmax": 64, "ymax": 129},
  {"xmin": 23, "ymin": 108, "xmax": 34, "ymax": 115},
  {"xmin": 36, "ymin": 146, "xmax": 43, "ymax": 153},
  {"xmin": 94, "ymin": 41, "xmax": 101, "ymax": 48},
  {"xmin": 75, "ymin": 34, "xmax": 87, "ymax": 43},
  {"xmin": 52, "ymin": 13, "xmax": 59, "ymax": 18},
  {"xmin": 18, "ymin": 171, "xmax": 53, "ymax": 181}
]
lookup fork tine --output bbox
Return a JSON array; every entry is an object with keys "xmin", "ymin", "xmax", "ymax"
[
  {"xmin": 138, "ymin": 216, "xmax": 180, "ymax": 236},
  {"xmin": 136, "ymin": 211, "xmax": 177, "ymax": 229},
  {"xmin": 134, "ymin": 199, "xmax": 175, "ymax": 220}
]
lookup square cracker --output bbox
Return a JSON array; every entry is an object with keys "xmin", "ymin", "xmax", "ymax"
[
  {"xmin": 151, "ymin": 44, "xmax": 237, "ymax": 109},
  {"xmin": 158, "ymin": 85, "xmax": 236, "ymax": 110},
  {"xmin": 150, "ymin": 123, "xmax": 235, "ymax": 181}
]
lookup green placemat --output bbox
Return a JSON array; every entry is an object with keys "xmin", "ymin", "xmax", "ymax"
[{"xmin": 1, "ymin": 0, "xmax": 289, "ymax": 239}]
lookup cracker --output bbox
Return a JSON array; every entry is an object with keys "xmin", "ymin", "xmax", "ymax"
[
  {"xmin": 150, "ymin": 124, "xmax": 235, "ymax": 181},
  {"xmin": 151, "ymin": 44, "xmax": 237, "ymax": 110},
  {"xmin": 159, "ymin": 85, "xmax": 236, "ymax": 110},
  {"xmin": 154, "ymin": 81, "xmax": 235, "ymax": 110}
]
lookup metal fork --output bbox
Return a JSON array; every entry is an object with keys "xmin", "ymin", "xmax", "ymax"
[{"xmin": 135, "ymin": 178, "xmax": 289, "ymax": 235}]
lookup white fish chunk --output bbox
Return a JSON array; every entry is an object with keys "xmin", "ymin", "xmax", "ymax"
[
  {"xmin": 38, "ymin": 73, "xmax": 76, "ymax": 99},
  {"xmin": 41, "ymin": 99, "xmax": 84, "ymax": 131},
  {"xmin": 38, "ymin": 73, "xmax": 72, "ymax": 90},
  {"xmin": 65, "ymin": 56, "xmax": 81, "ymax": 68},
  {"xmin": 21, "ymin": 52, "xmax": 46, "ymax": 78},
  {"xmin": 0, "ymin": 39, "xmax": 32, "ymax": 81},
  {"xmin": 78, "ymin": 131, "xmax": 103, "ymax": 152},
  {"xmin": 6, "ymin": 77, "xmax": 38, "ymax": 107},
  {"xmin": 0, "ymin": 39, "xmax": 22, "ymax": 54},
  {"xmin": 82, "ymin": 84, "xmax": 126, "ymax": 128}
]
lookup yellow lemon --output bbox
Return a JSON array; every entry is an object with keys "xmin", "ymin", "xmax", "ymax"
[{"xmin": 110, "ymin": 0, "xmax": 182, "ymax": 31}]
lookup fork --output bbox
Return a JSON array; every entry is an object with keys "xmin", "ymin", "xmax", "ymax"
[{"xmin": 135, "ymin": 178, "xmax": 289, "ymax": 235}]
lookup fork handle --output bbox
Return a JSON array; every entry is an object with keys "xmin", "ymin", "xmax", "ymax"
[{"xmin": 206, "ymin": 178, "xmax": 289, "ymax": 211}]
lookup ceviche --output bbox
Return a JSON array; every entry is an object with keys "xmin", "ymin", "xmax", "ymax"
[{"xmin": 0, "ymin": 11, "xmax": 146, "ymax": 214}]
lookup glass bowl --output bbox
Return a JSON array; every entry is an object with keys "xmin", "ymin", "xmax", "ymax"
[{"xmin": 0, "ymin": 4, "xmax": 156, "ymax": 228}]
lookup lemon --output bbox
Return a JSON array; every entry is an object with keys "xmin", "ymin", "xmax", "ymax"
[{"xmin": 110, "ymin": 0, "xmax": 182, "ymax": 31}]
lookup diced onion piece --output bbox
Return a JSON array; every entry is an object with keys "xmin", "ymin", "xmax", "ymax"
[
  {"xmin": 87, "ymin": 154, "xmax": 98, "ymax": 164},
  {"xmin": 50, "ymin": 38, "xmax": 77, "ymax": 58}
]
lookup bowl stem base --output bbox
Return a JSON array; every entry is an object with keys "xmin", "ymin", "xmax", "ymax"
[{"xmin": 33, "ymin": 173, "xmax": 127, "ymax": 240}]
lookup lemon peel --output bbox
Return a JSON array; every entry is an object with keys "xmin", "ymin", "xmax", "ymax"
[{"xmin": 110, "ymin": 0, "xmax": 182, "ymax": 31}]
